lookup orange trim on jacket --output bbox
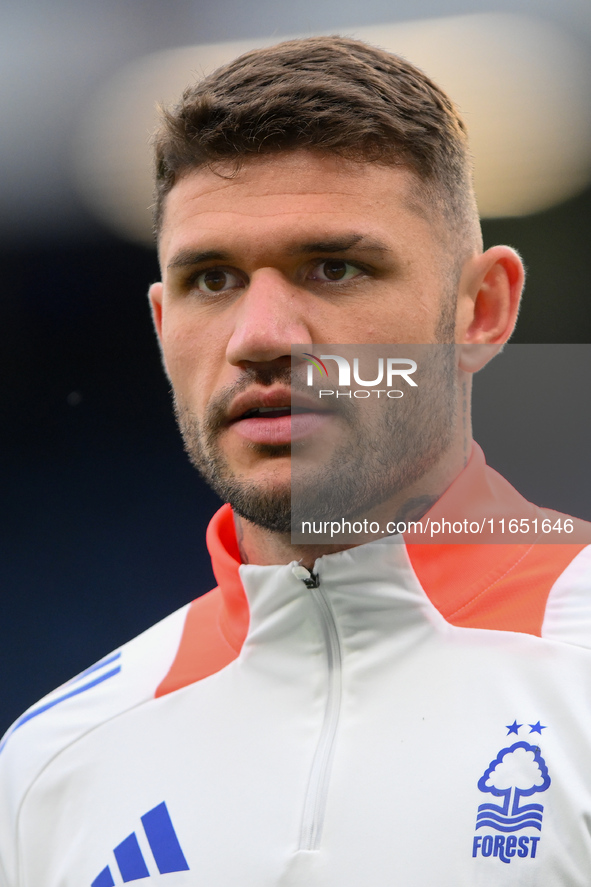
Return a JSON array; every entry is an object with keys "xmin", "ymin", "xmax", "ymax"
[{"xmin": 156, "ymin": 446, "xmax": 588, "ymax": 698}]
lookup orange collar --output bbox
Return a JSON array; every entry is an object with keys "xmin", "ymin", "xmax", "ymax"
[
  {"xmin": 206, "ymin": 443, "xmax": 587, "ymax": 636},
  {"xmin": 156, "ymin": 447, "xmax": 588, "ymax": 697}
]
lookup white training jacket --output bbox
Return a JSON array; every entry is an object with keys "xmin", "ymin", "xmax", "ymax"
[{"xmin": 2, "ymin": 445, "xmax": 591, "ymax": 886}]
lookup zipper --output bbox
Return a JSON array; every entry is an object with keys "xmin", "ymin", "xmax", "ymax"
[{"xmin": 292, "ymin": 565, "xmax": 343, "ymax": 851}]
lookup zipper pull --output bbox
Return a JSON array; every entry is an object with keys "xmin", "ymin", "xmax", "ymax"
[{"xmin": 292, "ymin": 564, "xmax": 320, "ymax": 588}]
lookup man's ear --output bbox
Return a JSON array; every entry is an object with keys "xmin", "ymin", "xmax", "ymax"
[
  {"xmin": 148, "ymin": 281, "xmax": 171, "ymax": 379},
  {"xmin": 148, "ymin": 282, "xmax": 164, "ymax": 340},
  {"xmin": 456, "ymin": 245, "xmax": 524, "ymax": 373}
]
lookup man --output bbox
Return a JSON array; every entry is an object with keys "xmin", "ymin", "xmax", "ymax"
[{"xmin": 1, "ymin": 36, "xmax": 591, "ymax": 887}]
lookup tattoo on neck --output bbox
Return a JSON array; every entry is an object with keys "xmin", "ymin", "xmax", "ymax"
[
  {"xmin": 233, "ymin": 515, "xmax": 249, "ymax": 564},
  {"xmin": 395, "ymin": 495, "xmax": 440, "ymax": 524}
]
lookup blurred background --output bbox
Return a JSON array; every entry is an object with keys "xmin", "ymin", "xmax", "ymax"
[{"xmin": 2, "ymin": 0, "xmax": 591, "ymax": 736}]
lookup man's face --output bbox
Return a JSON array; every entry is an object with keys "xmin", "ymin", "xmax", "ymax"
[{"xmin": 151, "ymin": 151, "xmax": 463, "ymax": 530}]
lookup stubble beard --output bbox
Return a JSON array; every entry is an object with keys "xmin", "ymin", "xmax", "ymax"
[
  {"xmin": 174, "ymin": 364, "xmax": 294, "ymax": 533},
  {"xmin": 173, "ymin": 343, "xmax": 458, "ymax": 536},
  {"xmin": 176, "ymin": 409, "xmax": 294, "ymax": 534}
]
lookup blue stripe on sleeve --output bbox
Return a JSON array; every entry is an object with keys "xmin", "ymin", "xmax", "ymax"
[
  {"xmin": 67, "ymin": 651, "xmax": 121, "ymax": 685},
  {"xmin": 0, "ymin": 665, "xmax": 121, "ymax": 755}
]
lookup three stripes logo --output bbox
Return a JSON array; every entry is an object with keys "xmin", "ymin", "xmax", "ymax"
[{"xmin": 91, "ymin": 801, "xmax": 189, "ymax": 885}]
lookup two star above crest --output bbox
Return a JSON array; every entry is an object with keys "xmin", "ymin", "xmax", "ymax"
[{"xmin": 506, "ymin": 720, "xmax": 547, "ymax": 735}]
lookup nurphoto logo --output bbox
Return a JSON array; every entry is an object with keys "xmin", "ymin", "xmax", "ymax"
[{"xmin": 303, "ymin": 352, "xmax": 418, "ymax": 399}]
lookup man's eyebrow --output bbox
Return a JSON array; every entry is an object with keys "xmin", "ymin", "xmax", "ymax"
[
  {"xmin": 287, "ymin": 235, "xmax": 392, "ymax": 256},
  {"xmin": 167, "ymin": 236, "xmax": 392, "ymax": 270},
  {"xmin": 167, "ymin": 249, "xmax": 230, "ymax": 270}
]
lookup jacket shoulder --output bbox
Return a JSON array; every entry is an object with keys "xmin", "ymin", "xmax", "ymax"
[{"xmin": 0, "ymin": 602, "xmax": 190, "ymax": 835}]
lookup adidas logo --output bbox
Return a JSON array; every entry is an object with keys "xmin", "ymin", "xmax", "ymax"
[{"xmin": 91, "ymin": 801, "xmax": 189, "ymax": 885}]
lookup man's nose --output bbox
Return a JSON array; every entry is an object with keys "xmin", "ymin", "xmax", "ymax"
[{"xmin": 225, "ymin": 270, "xmax": 313, "ymax": 367}]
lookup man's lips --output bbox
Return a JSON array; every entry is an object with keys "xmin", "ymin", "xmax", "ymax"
[{"xmin": 226, "ymin": 388, "xmax": 332, "ymax": 445}]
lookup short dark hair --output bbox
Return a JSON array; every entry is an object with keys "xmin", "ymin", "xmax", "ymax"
[{"xmin": 153, "ymin": 36, "xmax": 478, "ymax": 245}]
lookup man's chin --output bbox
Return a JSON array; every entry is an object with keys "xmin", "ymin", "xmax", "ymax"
[{"xmin": 222, "ymin": 481, "xmax": 292, "ymax": 535}]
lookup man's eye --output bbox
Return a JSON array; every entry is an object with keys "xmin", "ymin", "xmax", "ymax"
[
  {"xmin": 194, "ymin": 268, "xmax": 242, "ymax": 293},
  {"xmin": 309, "ymin": 260, "xmax": 362, "ymax": 282}
]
